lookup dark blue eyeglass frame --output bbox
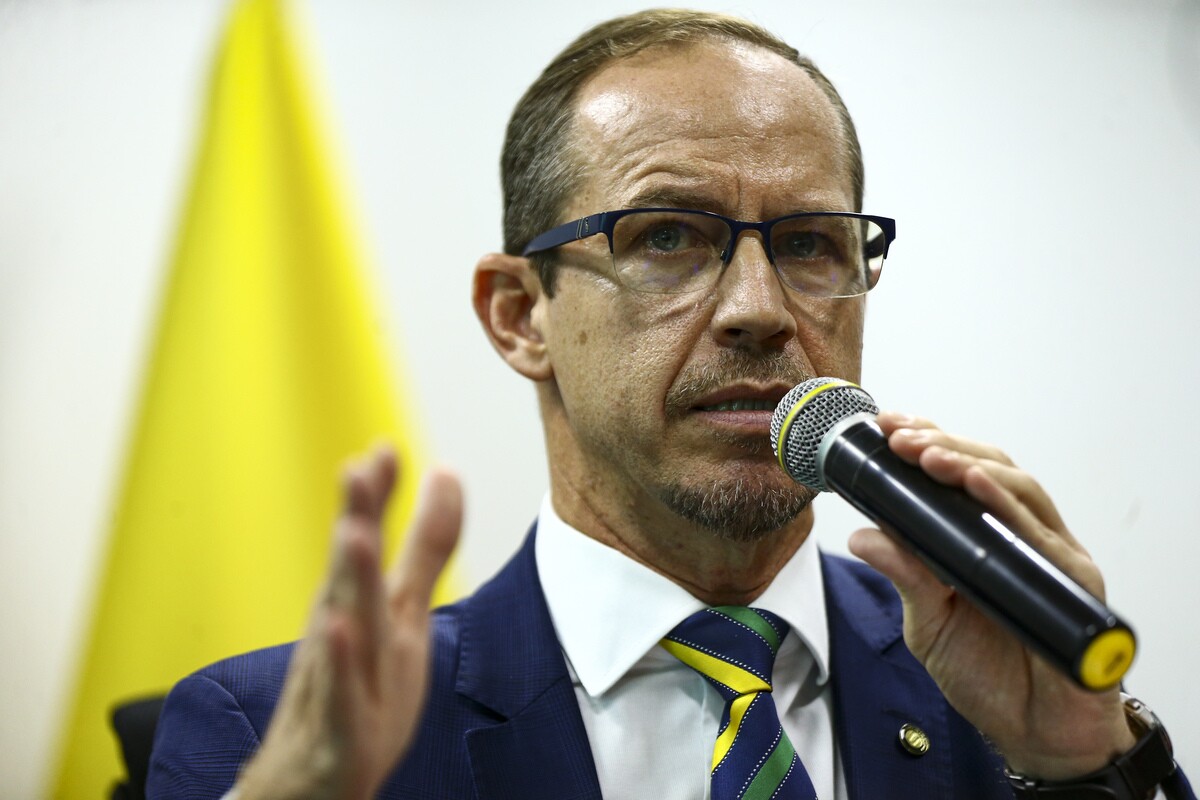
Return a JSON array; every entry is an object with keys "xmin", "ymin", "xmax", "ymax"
[{"xmin": 521, "ymin": 207, "xmax": 897, "ymax": 264}]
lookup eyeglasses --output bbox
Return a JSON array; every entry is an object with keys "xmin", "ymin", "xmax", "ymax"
[{"xmin": 522, "ymin": 208, "xmax": 896, "ymax": 297}]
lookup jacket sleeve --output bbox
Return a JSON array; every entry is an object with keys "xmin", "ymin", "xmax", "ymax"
[{"xmin": 1165, "ymin": 767, "xmax": 1196, "ymax": 800}]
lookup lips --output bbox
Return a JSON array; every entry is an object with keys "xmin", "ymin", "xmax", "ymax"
[
  {"xmin": 699, "ymin": 398, "xmax": 776, "ymax": 412},
  {"xmin": 691, "ymin": 384, "xmax": 792, "ymax": 414}
]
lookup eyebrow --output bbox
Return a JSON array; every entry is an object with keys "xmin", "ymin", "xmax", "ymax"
[
  {"xmin": 622, "ymin": 187, "xmax": 847, "ymax": 218},
  {"xmin": 624, "ymin": 187, "xmax": 728, "ymax": 215}
]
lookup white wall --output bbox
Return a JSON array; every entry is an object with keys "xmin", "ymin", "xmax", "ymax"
[{"xmin": 1, "ymin": 0, "xmax": 1197, "ymax": 795}]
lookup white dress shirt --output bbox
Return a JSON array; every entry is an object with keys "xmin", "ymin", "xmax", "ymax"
[
  {"xmin": 535, "ymin": 494, "xmax": 848, "ymax": 800},
  {"xmin": 214, "ymin": 497, "xmax": 1168, "ymax": 800}
]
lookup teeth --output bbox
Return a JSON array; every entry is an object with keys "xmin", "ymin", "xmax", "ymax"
[{"xmin": 703, "ymin": 399, "xmax": 775, "ymax": 412}]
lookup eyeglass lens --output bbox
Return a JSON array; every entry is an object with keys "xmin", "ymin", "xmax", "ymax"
[{"xmin": 610, "ymin": 210, "xmax": 885, "ymax": 297}]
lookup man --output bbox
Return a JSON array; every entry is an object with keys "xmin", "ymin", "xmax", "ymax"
[{"xmin": 148, "ymin": 10, "xmax": 1192, "ymax": 799}]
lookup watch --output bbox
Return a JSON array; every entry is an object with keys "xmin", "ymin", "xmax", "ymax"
[{"xmin": 1006, "ymin": 694, "xmax": 1177, "ymax": 799}]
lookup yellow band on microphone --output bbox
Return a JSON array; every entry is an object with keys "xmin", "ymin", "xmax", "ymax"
[{"xmin": 775, "ymin": 378, "xmax": 862, "ymax": 470}]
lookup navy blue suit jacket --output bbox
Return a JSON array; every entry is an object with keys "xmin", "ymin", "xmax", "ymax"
[{"xmin": 146, "ymin": 529, "xmax": 1191, "ymax": 799}]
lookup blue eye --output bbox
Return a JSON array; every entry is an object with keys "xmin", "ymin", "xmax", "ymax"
[
  {"xmin": 646, "ymin": 224, "xmax": 686, "ymax": 252},
  {"xmin": 776, "ymin": 231, "xmax": 821, "ymax": 259}
]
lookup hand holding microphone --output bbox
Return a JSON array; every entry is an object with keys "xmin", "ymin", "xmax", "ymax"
[{"xmin": 771, "ymin": 377, "xmax": 1135, "ymax": 692}]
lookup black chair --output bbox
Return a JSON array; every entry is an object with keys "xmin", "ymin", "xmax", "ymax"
[{"xmin": 110, "ymin": 695, "xmax": 166, "ymax": 800}]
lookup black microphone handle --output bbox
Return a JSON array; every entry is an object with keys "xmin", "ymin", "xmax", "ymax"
[{"xmin": 823, "ymin": 416, "xmax": 1135, "ymax": 692}]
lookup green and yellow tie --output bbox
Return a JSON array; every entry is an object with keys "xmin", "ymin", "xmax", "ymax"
[{"xmin": 662, "ymin": 606, "xmax": 817, "ymax": 800}]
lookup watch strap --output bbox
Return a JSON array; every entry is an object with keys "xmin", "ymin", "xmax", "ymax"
[{"xmin": 1007, "ymin": 695, "xmax": 1176, "ymax": 800}]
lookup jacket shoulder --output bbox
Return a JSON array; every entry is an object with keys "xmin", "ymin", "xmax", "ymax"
[{"xmin": 147, "ymin": 643, "xmax": 297, "ymax": 798}]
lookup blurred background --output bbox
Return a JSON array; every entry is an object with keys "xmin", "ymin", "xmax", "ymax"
[{"xmin": 2, "ymin": 0, "xmax": 1198, "ymax": 795}]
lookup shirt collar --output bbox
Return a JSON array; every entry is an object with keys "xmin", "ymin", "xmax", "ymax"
[{"xmin": 534, "ymin": 493, "xmax": 830, "ymax": 698}]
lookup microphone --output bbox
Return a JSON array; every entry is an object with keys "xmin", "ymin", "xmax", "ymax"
[{"xmin": 770, "ymin": 377, "xmax": 1135, "ymax": 691}]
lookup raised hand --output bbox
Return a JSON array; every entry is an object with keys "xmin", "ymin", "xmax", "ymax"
[
  {"xmin": 847, "ymin": 412, "xmax": 1135, "ymax": 780},
  {"xmin": 236, "ymin": 447, "xmax": 462, "ymax": 800}
]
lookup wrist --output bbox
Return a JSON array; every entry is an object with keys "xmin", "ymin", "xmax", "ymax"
[
  {"xmin": 235, "ymin": 746, "xmax": 345, "ymax": 800},
  {"xmin": 1006, "ymin": 694, "xmax": 1177, "ymax": 800},
  {"xmin": 1004, "ymin": 714, "xmax": 1137, "ymax": 781}
]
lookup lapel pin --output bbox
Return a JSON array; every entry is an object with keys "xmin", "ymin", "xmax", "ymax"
[{"xmin": 898, "ymin": 723, "xmax": 931, "ymax": 756}]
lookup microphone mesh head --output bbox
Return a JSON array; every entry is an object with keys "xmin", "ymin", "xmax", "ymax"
[{"xmin": 770, "ymin": 377, "xmax": 878, "ymax": 489}]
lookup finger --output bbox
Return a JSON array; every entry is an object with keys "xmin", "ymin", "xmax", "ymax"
[
  {"xmin": 849, "ymin": 527, "xmax": 950, "ymax": 601},
  {"xmin": 325, "ymin": 461, "xmax": 383, "ymax": 599},
  {"xmin": 927, "ymin": 449, "xmax": 1069, "ymax": 529},
  {"xmin": 916, "ymin": 447, "xmax": 1083, "ymax": 556},
  {"xmin": 889, "ymin": 426, "xmax": 1015, "ymax": 469},
  {"xmin": 362, "ymin": 444, "xmax": 398, "ymax": 519},
  {"xmin": 909, "ymin": 452, "xmax": 1099, "ymax": 595},
  {"xmin": 341, "ymin": 452, "xmax": 398, "ymax": 675},
  {"xmin": 343, "ymin": 446, "xmax": 397, "ymax": 520},
  {"xmin": 326, "ymin": 608, "xmax": 365, "ymax": 737},
  {"xmin": 387, "ymin": 467, "xmax": 463, "ymax": 622},
  {"xmin": 318, "ymin": 466, "xmax": 367, "ymax": 615},
  {"xmin": 876, "ymin": 410, "xmax": 939, "ymax": 434},
  {"xmin": 345, "ymin": 519, "xmax": 385, "ymax": 683},
  {"xmin": 342, "ymin": 458, "xmax": 375, "ymax": 516},
  {"xmin": 353, "ymin": 445, "xmax": 399, "ymax": 612},
  {"xmin": 960, "ymin": 464, "xmax": 1095, "ymax": 574}
]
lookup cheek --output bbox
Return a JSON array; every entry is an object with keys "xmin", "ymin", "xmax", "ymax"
[
  {"xmin": 792, "ymin": 298, "xmax": 866, "ymax": 379},
  {"xmin": 547, "ymin": 287, "xmax": 705, "ymax": 414},
  {"xmin": 612, "ymin": 296, "xmax": 710, "ymax": 402}
]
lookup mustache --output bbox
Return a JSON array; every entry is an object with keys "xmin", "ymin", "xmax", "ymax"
[{"xmin": 664, "ymin": 350, "xmax": 813, "ymax": 419}]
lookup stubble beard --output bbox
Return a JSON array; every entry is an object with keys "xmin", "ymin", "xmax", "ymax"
[
  {"xmin": 658, "ymin": 476, "xmax": 817, "ymax": 543},
  {"xmin": 657, "ymin": 349, "xmax": 820, "ymax": 542}
]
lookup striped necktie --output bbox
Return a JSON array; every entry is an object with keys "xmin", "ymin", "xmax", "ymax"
[{"xmin": 661, "ymin": 606, "xmax": 818, "ymax": 800}]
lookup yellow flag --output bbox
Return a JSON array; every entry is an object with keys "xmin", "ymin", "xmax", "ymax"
[{"xmin": 48, "ymin": 0, "xmax": 453, "ymax": 794}]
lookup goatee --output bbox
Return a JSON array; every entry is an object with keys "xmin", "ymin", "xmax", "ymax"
[{"xmin": 658, "ymin": 476, "xmax": 817, "ymax": 542}]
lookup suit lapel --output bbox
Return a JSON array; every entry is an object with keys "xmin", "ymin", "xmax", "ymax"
[
  {"xmin": 456, "ymin": 528, "xmax": 603, "ymax": 800},
  {"xmin": 449, "ymin": 534, "xmax": 968, "ymax": 799},
  {"xmin": 822, "ymin": 554, "xmax": 956, "ymax": 800}
]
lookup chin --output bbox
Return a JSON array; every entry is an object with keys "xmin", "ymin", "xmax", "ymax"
[{"xmin": 657, "ymin": 475, "xmax": 817, "ymax": 543}]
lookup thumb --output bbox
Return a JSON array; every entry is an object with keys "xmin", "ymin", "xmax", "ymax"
[{"xmin": 848, "ymin": 526, "xmax": 955, "ymax": 616}]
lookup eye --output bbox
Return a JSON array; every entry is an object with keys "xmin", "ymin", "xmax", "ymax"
[
  {"xmin": 643, "ymin": 221, "xmax": 695, "ymax": 252},
  {"xmin": 775, "ymin": 230, "xmax": 824, "ymax": 259},
  {"xmin": 612, "ymin": 211, "xmax": 727, "ymax": 266}
]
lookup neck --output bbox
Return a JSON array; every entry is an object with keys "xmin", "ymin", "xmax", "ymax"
[{"xmin": 548, "ymin": 463, "xmax": 813, "ymax": 607}]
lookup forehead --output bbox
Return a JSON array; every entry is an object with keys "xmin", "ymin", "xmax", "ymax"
[{"xmin": 567, "ymin": 39, "xmax": 853, "ymax": 217}]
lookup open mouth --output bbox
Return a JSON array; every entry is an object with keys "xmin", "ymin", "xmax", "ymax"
[
  {"xmin": 689, "ymin": 384, "xmax": 793, "ymax": 418},
  {"xmin": 698, "ymin": 399, "xmax": 777, "ymax": 412}
]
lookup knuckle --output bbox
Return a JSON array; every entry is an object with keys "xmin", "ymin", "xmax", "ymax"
[{"xmin": 992, "ymin": 448, "xmax": 1015, "ymax": 467}]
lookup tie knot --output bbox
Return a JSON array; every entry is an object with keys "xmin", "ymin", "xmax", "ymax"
[{"xmin": 661, "ymin": 607, "xmax": 789, "ymax": 698}]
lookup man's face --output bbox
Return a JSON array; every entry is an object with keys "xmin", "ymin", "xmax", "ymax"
[{"xmin": 537, "ymin": 40, "xmax": 865, "ymax": 540}]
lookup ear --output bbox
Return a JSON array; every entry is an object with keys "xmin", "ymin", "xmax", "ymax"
[{"xmin": 472, "ymin": 253, "xmax": 553, "ymax": 381}]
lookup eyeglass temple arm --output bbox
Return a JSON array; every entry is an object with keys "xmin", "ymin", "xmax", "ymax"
[{"xmin": 521, "ymin": 212, "xmax": 610, "ymax": 257}]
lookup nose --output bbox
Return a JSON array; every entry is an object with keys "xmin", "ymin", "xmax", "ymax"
[{"xmin": 711, "ymin": 233, "xmax": 797, "ymax": 349}]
